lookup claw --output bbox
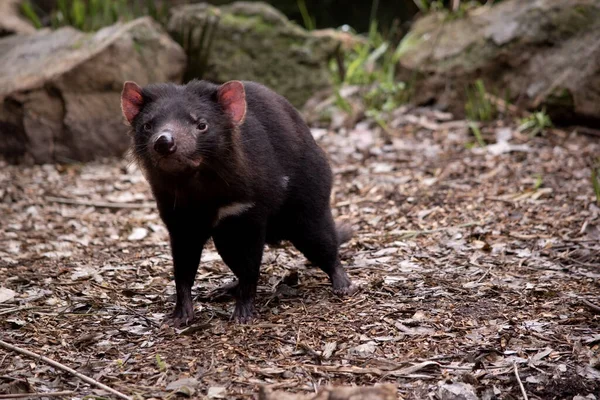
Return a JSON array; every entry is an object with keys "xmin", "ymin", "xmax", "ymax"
[
  {"xmin": 231, "ymin": 301, "xmax": 255, "ymax": 324},
  {"xmin": 168, "ymin": 301, "xmax": 194, "ymax": 327}
]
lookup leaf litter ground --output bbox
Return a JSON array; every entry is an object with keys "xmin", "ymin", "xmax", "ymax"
[{"xmin": 0, "ymin": 107, "xmax": 599, "ymax": 399}]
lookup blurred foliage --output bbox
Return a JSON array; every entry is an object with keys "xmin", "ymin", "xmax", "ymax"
[
  {"xmin": 518, "ymin": 109, "xmax": 553, "ymax": 137},
  {"xmin": 592, "ymin": 159, "xmax": 600, "ymax": 206},
  {"xmin": 22, "ymin": 0, "xmax": 417, "ymax": 35},
  {"xmin": 296, "ymin": 0, "xmax": 315, "ymax": 31},
  {"xmin": 20, "ymin": 1, "xmax": 43, "ymax": 28},
  {"xmin": 209, "ymin": 0, "xmax": 418, "ymax": 35},
  {"xmin": 331, "ymin": 23, "xmax": 411, "ymax": 121},
  {"xmin": 465, "ymin": 80, "xmax": 497, "ymax": 122},
  {"xmin": 413, "ymin": 0, "xmax": 488, "ymax": 15},
  {"xmin": 21, "ymin": 0, "xmax": 169, "ymax": 32},
  {"xmin": 330, "ymin": 0, "xmax": 411, "ymax": 121},
  {"xmin": 467, "ymin": 122, "xmax": 486, "ymax": 147}
]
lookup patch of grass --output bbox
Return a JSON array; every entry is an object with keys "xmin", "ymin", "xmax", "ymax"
[
  {"xmin": 297, "ymin": 0, "xmax": 315, "ymax": 30},
  {"xmin": 20, "ymin": 1, "xmax": 43, "ymax": 29},
  {"xmin": 465, "ymin": 79, "xmax": 497, "ymax": 122},
  {"xmin": 365, "ymin": 81, "xmax": 409, "ymax": 112},
  {"xmin": 518, "ymin": 109, "xmax": 553, "ymax": 137},
  {"xmin": 330, "ymin": 0, "xmax": 410, "ymax": 118},
  {"xmin": 155, "ymin": 354, "xmax": 167, "ymax": 372},
  {"xmin": 21, "ymin": 0, "xmax": 170, "ymax": 32},
  {"xmin": 334, "ymin": 90, "xmax": 353, "ymax": 114},
  {"xmin": 412, "ymin": 0, "xmax": 446, "ymax": 13},
  {"xmin": 413, "ymin": 0, "xmax": 501, "ymax": 15},
  {"xmin": 467, "ymin": 122, "xmax": 486, "ymax": 147},
  {"xmin": 533, "ymin": 174, "xmax": 543, "ymax": 190},
  {"xmin": 592, "ymin": 159, "xmax": 600, "ymax": 206}
]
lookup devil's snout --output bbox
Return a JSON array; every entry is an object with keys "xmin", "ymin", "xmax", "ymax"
[{"xmin": 154, "ymin": 132, "xmax": 177, "ymax": 155}]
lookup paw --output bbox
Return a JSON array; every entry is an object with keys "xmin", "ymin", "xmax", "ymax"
[
  {"xmin": 332, "ymin": 282, "xmax": 358, "ymax": 296},
  {"xmin": 168, "ymin": 302, "xmax": 194, "ymax": 327},
  {"xmin": 330, "ymin": 268, "xmax": 357, "ymax": 296},
  {"xmin": 231, "ymin": 301, "xmax": 256, "ymax": 324}
]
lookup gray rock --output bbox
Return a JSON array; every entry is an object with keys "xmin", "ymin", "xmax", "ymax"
[
  {"xmin": 397, "ymin": 0, "xmax": 600, "ymax": 125},
  {"xmin": 0, "ymin": 17, "xmax": 186, "ymax": 164},
  {"xmin": 167, "ymin": 1, "xmax": 339, "ymax": 108}
]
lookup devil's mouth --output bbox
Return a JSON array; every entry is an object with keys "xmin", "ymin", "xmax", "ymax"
[{"xmin": 155, "ymin": 154, "xmax": 202, "ymax": 171}]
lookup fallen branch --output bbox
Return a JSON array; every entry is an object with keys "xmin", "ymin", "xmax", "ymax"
[
  {"xmin": 0, "ymin": 340, "xmax": 131, "ymax": 400},
  {"xmin": 572, "ymin": 125, "xmax": 600, "ymax": 138},
  {"xmin": 513, "ymin": 361, "xmax": 528, "ymax": 400},
  {"xmin": 582, "ymin": 299, "xmax": 600, "ymax": 314},
  {"xmin": 46, "ymin": 196, "xmax": 154, "ymax": 209},
  {"xmin": 0, "ymin": 392, "xmax": 75, "ymax": 399}
]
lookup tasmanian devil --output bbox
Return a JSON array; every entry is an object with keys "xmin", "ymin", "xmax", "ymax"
[{"xmin": 120, "ymin": 79, "xmax": 355, "ymax": 326}]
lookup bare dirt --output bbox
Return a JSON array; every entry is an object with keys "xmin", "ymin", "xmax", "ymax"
[{"xmin": 1, "ymin": 107, "xmax": 599, "ymax": 399}]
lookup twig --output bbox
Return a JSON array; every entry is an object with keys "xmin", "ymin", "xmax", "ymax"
[
  {"xmin": 46, "ymin": 196, "xmax": 154, "ymax": 209},
  {"xmin": 334, "ymin": 44, "xmax": 346, "ymax": 82},
  {"xmin": 582, "ymin": 299, "xmax": 600, "ymax": 314},
  {"xmin": 513, "ymin": 361, "xmax": 528, "ymax": 400},
  {"xmin": 266, "ymin": 335, "xmax": 322, "ymax": 363},
  {"xmin": 304, "ymin": 364, "xmax": 383, "ymax": 375},
  {"xmin": 476, "ymin": 265, "xmax": 493, "ymax": 283},
  {"xmin": 0, "ymin": 306, "xmax": 36, "ymax": 317},
  {"xmin": 0, "ymin": 392, "xmax": 75, "ymax": 399},
  {"xmin": 121, "ymin": 305, "xmax": 160, "ymax": 327},
  {"xmin": 571, "ymin": 125, "xmax": 600, "ymax": 138},
  {"xmin": 0, "ymin": 340, "xmax": 131, "ymax": 400},
  {"xmin": 391, "ymin": 220, "xmax": 484, "ymax": 239}
]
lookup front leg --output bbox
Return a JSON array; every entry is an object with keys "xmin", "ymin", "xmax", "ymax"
[
  {"xmin": 162, "ymin": 209, "xmax": 210, "ymax": 327},
  {"xmin": 212, "ymin": 216, "xmax": 266, "ymax": 323}
]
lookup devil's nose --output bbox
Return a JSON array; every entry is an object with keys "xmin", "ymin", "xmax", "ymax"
[{"xmin": 154, "ymin": 132, "xmax": 177, "ymax": 155}]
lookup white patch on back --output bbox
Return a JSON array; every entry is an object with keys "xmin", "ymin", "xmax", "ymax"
[
  {"xmin": 281, "ymin": 176, "xmax": 290, "ymax": 189},
  {"xmin": 214, "ymin": 202, "xmax": 254, "ymax": 226}
]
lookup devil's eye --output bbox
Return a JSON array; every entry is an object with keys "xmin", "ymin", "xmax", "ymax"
[
  {"xmin": 142, "ymin": 123, "xmax": 152, "ymax": 132},
  {"xmin": 197, "ymin": 122, "xmax": 208, "ymax": 132}
]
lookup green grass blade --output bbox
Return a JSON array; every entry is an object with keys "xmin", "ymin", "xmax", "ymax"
[{"xmin": 20, "ymin": 1, "xmax": 43, "ymax": 29}]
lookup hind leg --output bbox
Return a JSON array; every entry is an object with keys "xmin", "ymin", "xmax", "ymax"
[{"xmin": 289, "ymin": 211, "xmax": 355, "ymax": 295}]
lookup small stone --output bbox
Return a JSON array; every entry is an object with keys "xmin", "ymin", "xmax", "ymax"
[
  {"xmin": 207, "ymin": 386, "xmax": 227, "ymax": 398},
  {"xmin": 128, "ymin": 228, "xmax": 148, "ymax": 241},
  {"xmin": 0, "ymin": 287, "xmax": 16, "ymax": 303},
  {"xmin": 166, "ymin": 377, "xmax": 199, "ymax": 397},
  {"xmin": 349, "ymin": 341, "xmax": 377, "ymax": 357},
  {"xmin": 438, "ymin": 382, "xmax": 479, "ymax": 400}
]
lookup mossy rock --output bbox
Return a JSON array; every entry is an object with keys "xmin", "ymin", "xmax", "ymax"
[
  {"xmin": 397, "ymin": 0, "xmax": 600, "ymax": 125},
  {"xmin": 0, "ymin": 17, "xmax": 186, "ymax": 164},
  {"xmin": 167, "ymin": 1, "xmax": 340, "ymax": 108}
]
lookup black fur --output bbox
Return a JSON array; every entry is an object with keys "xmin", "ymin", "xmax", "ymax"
[{"xmin": 125, "ymin": 80, "xmax": 354, "ymax": 325}]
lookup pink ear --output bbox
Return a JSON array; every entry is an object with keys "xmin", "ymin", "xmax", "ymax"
[
  {"xmin": 217, "ymin": 81, "xmax": 246, "ymax": 125},
  {"xmin": 121, "ymin": 81, "xmax": 144, "ymax": 124}
]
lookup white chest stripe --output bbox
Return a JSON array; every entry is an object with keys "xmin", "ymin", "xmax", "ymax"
[{"xmin": 215, "ymin": 202, "xmax": 254, "ymax": 225}]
